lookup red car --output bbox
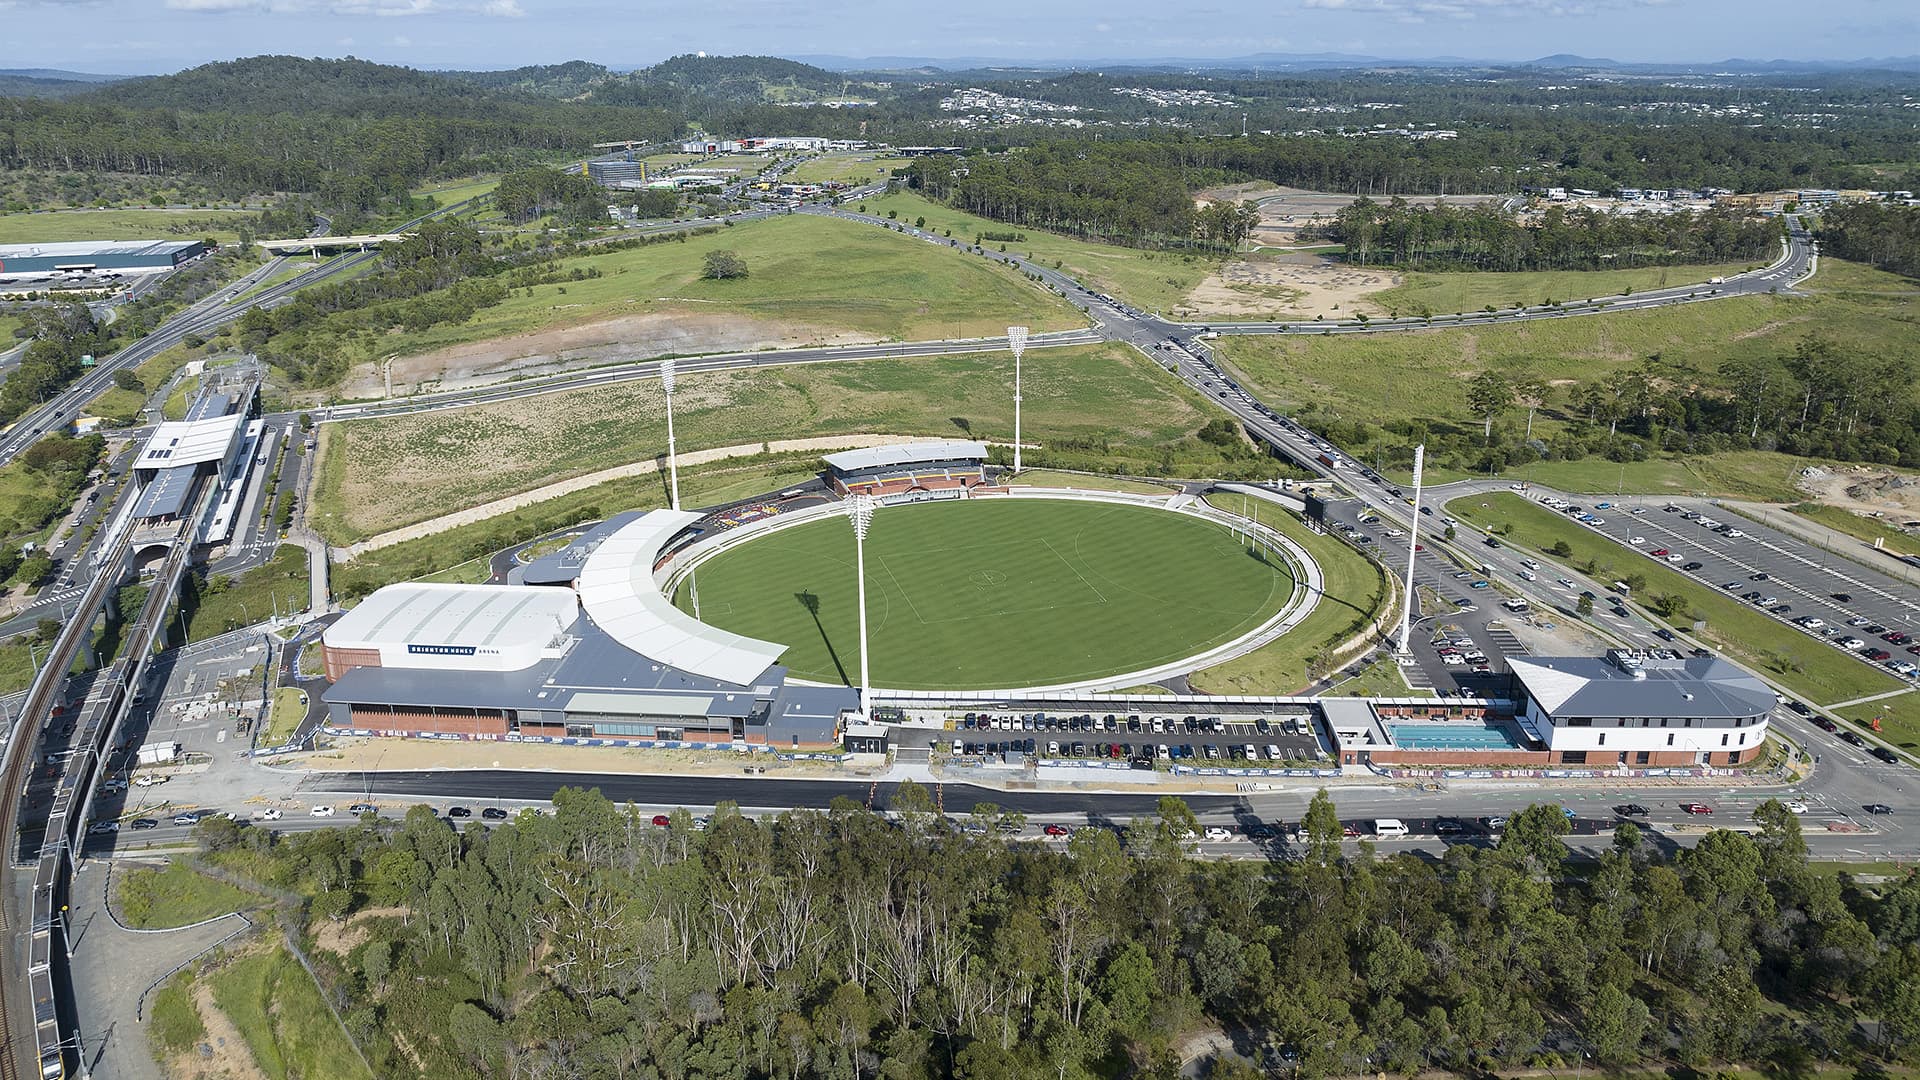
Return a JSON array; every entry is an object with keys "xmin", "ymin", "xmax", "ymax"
[
  {"xmin": 651, "ymin": 814, "xmax": 672, "ymax": 827},
  {"xmin": 1043, "ymin": 824, "xmax": 1070, "ymax": 837},
  {"xmin": 1680, "ymin": 803, "xmax": 1713, "ymax": 815},
  {"xmin": 1651, "ymin": 548, "xmax": 1670, "ymax": 557}
]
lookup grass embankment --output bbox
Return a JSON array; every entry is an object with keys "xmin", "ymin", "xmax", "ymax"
[
  {"xmin": 115, "ymin": 861, "xmax": 257, "ymax": 928},
  {"xmin": 1325, "ymin": 653, "xmax": 1428, "ymax": 698},
  {"xmin": 1410, "ymin": 451, "xmax": 1854, "ymax": 504},
  {"xmin": 1789, "ymin": 503, "xmax": 1920, "ymax": 556},
  {"xmin": 1833, "ymin": 698, "xmax": 1920, "ymax": 755},
  {"xmin": 0, "ymin": 207, "xmax": 255, "ymax": 245},
  {"xmin": 783, "ymin": 154, "xmax": 911, "ymax": 186},
  {"xmin": 264, "ymin": 685, "xmax": 307, "ymax": 746},
  {"xmin": 226, "ymin": 257, "xmax": 315, "ymax": 305},
  {"xmin": 676, "ymin": 499, "xmax": 1296, "ymax": 689},
  {"xmin": 858, "ymin": 191, "xmax": 1221, "ymax": 314},
  {"xmin": 211, "ymin": 947, "xmax": 371, "ymax": 1080},
  {"xmin": 1371, "ymin": 261, "xmax": 1760, "ymax": 316},
  {"xmin": 359, "ymin": 211, "xmax": 1080, "ymax": 365},
  {"xmin": 410, "ymin": 174, "xmax": 499, "ymax": 210},
  {"xmin": 1216, "ymin": 258, "xmax": 1919, "ymax": 491},
  {"xmin": 0, "ymin": 638, "xmax": 39, "ymax": 696},
  {"xmin": 329, "ymin": 453, "xmax": 824, "ymax": 600},
  {"xmin": 1189, "ymin": 496, "xmax": 1392, "ymax": 695},
  {"xmin": 149, "ymin": 971, "xmax": 208, "ymax": 1057},
  {"xmin": 311, "ymin": 342, "xmax": 1236, "ymax": 544},
  {"xmin": 1448, "ymin": 492, "xmax": 1903, "ymax": 707},
  {"xmin": 183, "ymin": 545, "xmax": 311, "ymax": 642}
]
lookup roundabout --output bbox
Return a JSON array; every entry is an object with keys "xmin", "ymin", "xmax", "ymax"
[{"xmin": 666, "ymin": 491, "xmax": 1324, "ymax": 693}]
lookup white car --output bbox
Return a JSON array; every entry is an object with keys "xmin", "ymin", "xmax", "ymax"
[
  {"xmin": 134, "ymin": 775, "xmax": 167, "ymax": 787},
  {"xmin": 1203, "ymin": 827, "xmax": 1234, "ymax": 842},
  {"xmin": 1665, "ymin": 553, "xmax": 1684, "ymax": 563},
  {"xmin": 252, "ymin": 807, "xmax": 283, "ymax": 821},
  {"xmin": 1783, "ymin": 800, "xmax": 1808, "ymax": 814},
  {"xmin": 1725, "ymin": 529, "xmax": 1744, "ymax": 538},
  {"xmin": 87, "ymin": 820, "xmax": 119, "ymax": 834},
  {"xmin": 1629, "ymin": 536, "xmax": 1646, "ymax": 546},
  {"xmin": 309, "ymin": 805, "xmax": 336, "ymax": 817}
]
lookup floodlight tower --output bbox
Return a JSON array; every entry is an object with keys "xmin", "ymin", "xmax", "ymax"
[
  {"xmin": 1007, "ymin": 325, "xmax": 1029, "ymax": 474},
  {"xmin": 1397, "ymin": 444, "xmax": 1426, "ymax": 652},
  {"xmin": 848, "ymin": 494, "xmax": 877, "ymax": 716},
  {"xmin": 661, "ymin": 358, "xmax": 682, "ymax": 511}
]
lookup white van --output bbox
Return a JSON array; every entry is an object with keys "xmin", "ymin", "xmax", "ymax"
[{"xmin": 1373, "ymin": 819, "xmax": 1410, "ymax": 839}]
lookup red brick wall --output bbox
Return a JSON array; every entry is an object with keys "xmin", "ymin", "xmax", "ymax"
[
  {"xmin": 323, "ymin": 646, "xmax": 383, "ymax": 681},
  {"xmin": 347, "ymin": 707, "xmax": 507, "ymax": 736}
]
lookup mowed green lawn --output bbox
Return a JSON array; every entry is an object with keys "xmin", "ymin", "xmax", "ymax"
[
  {"xmin": 675, "ymin": 499, "xmax": 1296, "ymax": 689},
  {"xmin": 0, "ymin": 208, "xmax": 255, "ymax": 245},
  {"xmin": 784, "ymin": 154, "xmax": 912, "ymax": 186}
]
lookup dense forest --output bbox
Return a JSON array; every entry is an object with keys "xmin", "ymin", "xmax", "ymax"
[
  {"xmin": 182, "ymin": 786, "xmax": 1919, "ymax": 1079},
  {"xmin": 1327, "ymin": 198, "xmax": 1781, "ymax": 271},
  {"xmin": 1817, "ymin": 203, "xmax": 1920, "ymax": 280}
]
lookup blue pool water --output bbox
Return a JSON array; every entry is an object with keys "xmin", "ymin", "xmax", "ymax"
[{"xmin": 1388, "ymin": 723, "xmax": 1523, "ymax": 751}]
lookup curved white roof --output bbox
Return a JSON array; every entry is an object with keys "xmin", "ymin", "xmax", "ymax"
[{"xmin": 576, "ymin": 510, "xmax": 788, "ymax": 686}]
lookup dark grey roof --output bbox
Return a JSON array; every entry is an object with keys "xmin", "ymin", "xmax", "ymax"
[
  {"xmin": 183, "ymin": 391, "xmax": 232, "ymax": 422},
  {"xmin": 132, "ymin": 464, "xmax": 196, "ymax": 519},
  {"xmin": 1509, "ymin": 654, "xmax": 1775, "ymax": 720},
  {"xmin": 765, "ymin": 684, "xmax": 856, "ymax": 745}
]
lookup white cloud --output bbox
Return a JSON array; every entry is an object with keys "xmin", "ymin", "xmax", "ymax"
[{"xmin": 1299, "ymin": 0, "xmax": 1611, "ymax": 16}]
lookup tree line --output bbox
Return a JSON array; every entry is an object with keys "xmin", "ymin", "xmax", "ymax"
[
  {"xmin": 184, "ymin": 784, "xmax": 1920, "ymax": 1080},
  {"xmin": 1817, "ymin": 203, "xmax": 1920, "ymax": 280},
  {"xmin": 1328, "ymin": 198, "xmax": 1780, "ymax": 272}
]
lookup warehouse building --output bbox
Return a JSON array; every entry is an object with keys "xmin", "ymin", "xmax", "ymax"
[
  {"xmin": 321, "ymin": 513, "xmax": 858, "ymax": 751},
  {"xmin": 0, "ymin": 239, "xmax": 210, "ymax": 278},
  {"xmin": 1327, "ymin": 650, "xmax": 1772, "ymax": 768}
]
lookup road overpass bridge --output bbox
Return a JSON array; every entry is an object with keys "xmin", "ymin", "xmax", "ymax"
[{"xmin": 258, "ymin": 233, "xmax": 408, "ymax": 255}]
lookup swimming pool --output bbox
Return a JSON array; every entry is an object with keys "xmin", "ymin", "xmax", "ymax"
[{"xmin": 1387, "ymin": 723, "xmax": 1524, "ymax": 751}]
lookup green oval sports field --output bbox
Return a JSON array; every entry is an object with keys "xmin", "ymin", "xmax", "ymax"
[{"xmin": 671, "ymin": 498, "xmax": 1299, "ymax": 689}]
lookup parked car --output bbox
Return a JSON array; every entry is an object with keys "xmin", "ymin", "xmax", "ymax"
[
  {"xmin": 1783, "ymin": 800, "xmax": 1809, "ymax": 814},
  {"xmin": 1864, "ymin": 803, "xmax": 1894, "ymax": 815}
]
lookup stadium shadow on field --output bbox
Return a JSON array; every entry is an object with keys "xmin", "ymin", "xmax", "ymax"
[{"xmin": 795, "ymin": 591, "xmax": 849, "ymax": 685}]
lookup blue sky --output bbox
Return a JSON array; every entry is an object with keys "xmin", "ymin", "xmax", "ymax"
[{"xmin": 4, "ymin": 0, "xmax": 1911, "ymax": 75}]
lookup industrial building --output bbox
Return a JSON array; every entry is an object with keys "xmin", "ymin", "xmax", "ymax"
[
  {"xmin": 0, "ymin": 239, "xmax": 209, "ymax": 278},
  {"xmin": 321, "ymin": 512, "xmax": 858, "ymax": 751},
  {"xmin": 1325, "ymin": 650, "xmax": 1773, "ymax": 768},
  {"xmin": 586, "ymin": 158, "xmax": 645, "ymax": 187}
]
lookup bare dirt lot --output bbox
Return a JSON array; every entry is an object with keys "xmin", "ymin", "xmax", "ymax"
[
  {"xmin": 335, "ymin": 309, "xmax": 878, "ymax": 399},
  {"xmin": 1247, "ymin": 186, "xmax": 1507, "ymax": 248},
  {"xmin": 1177, "ymin": 252, "xmax": 1401, "ymax": 320},
  {"xmin": 1797, "ymin": 464, "xmax": 1920, "ymax": 517}
]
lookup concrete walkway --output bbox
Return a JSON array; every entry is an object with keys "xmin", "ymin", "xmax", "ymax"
[
  {"xmin": 66, "ymin": 859, "xmax": 256, "ymax": 1080},
  {"xmin": 1826, "ymin": 686, "xmax": 1915, "ymax": 711},
  {"xmin": 332, "ymin": 432, "xmax": 937, "ymax": 560}
]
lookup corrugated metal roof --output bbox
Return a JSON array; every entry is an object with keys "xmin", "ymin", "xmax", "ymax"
[
  {"xmin": 821, "ymin": 440, "xmax": 988, "ymax": 474},
  {"xmin": 135, "ymin": 414, "xmax": 244, "ymax": 472},
  {"xmin": 131, "ymin": 464, "xmax": 197, "ymax": 519},
  {"xmin": 564, "ymin": 692, "xmax": 718, "ymax": 718},
  {"xmin": 0, "ymin": 240, "xmax": 202, "ymax": 259},
  {"xmin": 1509, "ymin": 655, "xmax": 1775, "ymax": 719},
  {"xmin": 327, "ymin": 583, "xmax": 579, "ymax": 651},
  {"xmin": 576, "ymin": 510, "xmax": 787, "ymax": 687}
]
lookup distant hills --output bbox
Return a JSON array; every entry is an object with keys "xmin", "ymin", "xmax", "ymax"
[{"xmin": 0, "ymin": 68, "xmax": 126, "ymax": 99}]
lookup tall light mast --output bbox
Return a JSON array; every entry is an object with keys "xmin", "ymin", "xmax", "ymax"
[
  {"xmin": 1397, "ymin": 444, "xmax": 1426, "ymax": 652},
  {"xmin": 1008, "ymin": 325, "xmax": 1028, "ymax": 474},
  {"xmin": 848, "ymin": 494, "xmax": 877, "ymax": 716},
  {"xmin": 661, "ymin": 358, "xmax": 681, "ymax": 511}
]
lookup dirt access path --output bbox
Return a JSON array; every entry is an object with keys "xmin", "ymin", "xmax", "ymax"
[
  {"xmin": 168, "ymin": 979, "xmax": 269, "ymax": 1080},
  {"xmin": 336, "ymin": 309, "xmax": 879, "ymax": 399}
]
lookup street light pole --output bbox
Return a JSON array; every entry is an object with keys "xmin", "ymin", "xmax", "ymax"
[
  {"xmin": 1008, "ymin": 326, "xmax": 1028, "ymax": 475},
  {"xmin": 661, "ymin": 358, "xmax": 681, "ymax": 511},
  {"xmin": 1397, "ymin": 445, "xmax": 1426, "ymax": 652},
  {"xmin": 848, "ymin": 494, "xmax": 876, "ymax": 718}
]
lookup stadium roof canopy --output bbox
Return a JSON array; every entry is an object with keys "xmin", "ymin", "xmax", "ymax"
[
  {"xmin": 576, "ymin": 510, "xmax": 788, "ymax": 687},
  {"xmin": 822, "ymin": 440, "xmax": 989, "ymax": 473}
]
